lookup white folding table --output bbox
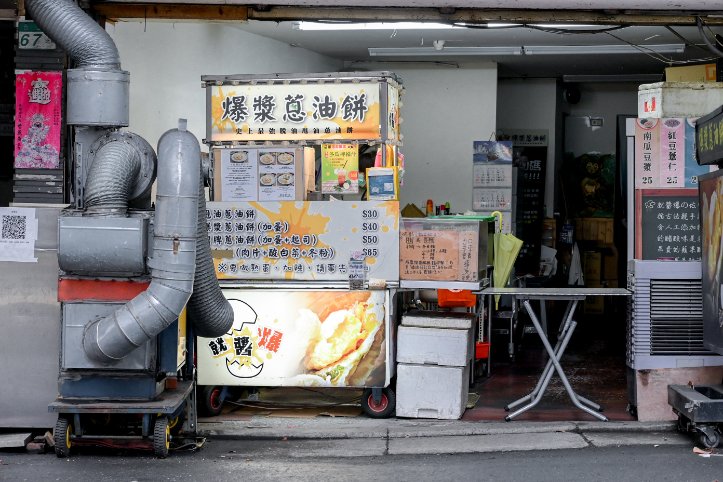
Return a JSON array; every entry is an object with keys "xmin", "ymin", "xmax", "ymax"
[{"xmin": 480, "ymin": 287, "xmax": 631, "ymax": 421}]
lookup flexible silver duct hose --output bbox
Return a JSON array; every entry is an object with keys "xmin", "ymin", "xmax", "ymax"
[
  {"xmin": 84, "ymin": 140, "xmax": 141, "ymax": 214},
  {"xmin": 25, "ymin": 0, "xmax": 121, "ymax": 70},
  {"xmin": 188, "ymin": 176, "xmax": 235, "ymax": 338},
  {"xmin": 83, "ymin": 126, "xmax": 200, "ymax": 363}
]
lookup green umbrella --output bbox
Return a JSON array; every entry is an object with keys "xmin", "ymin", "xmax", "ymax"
[{"xmin": 491, "ymin": 211, "xmax": 523, "ymax": 309}]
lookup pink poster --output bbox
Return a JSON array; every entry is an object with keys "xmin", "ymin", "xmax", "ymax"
[
  {"xmin": 14, "ymin": 71, "xmax": 62, "ymax": 169},
  {"xmin": 659, "ymin": 118, "xmax": 685, "ymax": 188},
  {"xmin": 634, "ymin": 118, "xmax": 660, "ymax": 188}
]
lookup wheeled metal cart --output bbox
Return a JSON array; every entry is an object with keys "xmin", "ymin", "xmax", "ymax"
[
  {"xmin": 48, "ymin": 381, "xmax": 196, "ymax": 458},
  {"xmin": 668, "ymin": 384, "xmax": 723, "ymax": 449}
]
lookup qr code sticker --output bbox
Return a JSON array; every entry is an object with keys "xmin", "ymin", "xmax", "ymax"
[{"xmin": 2, "ymin": 215, "xmax": 26, "ymax": 240}]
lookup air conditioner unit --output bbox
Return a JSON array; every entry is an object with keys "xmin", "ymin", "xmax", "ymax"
[{"xmin": 627, "ymin": 260, "xmax": 723, "ymax": 370}]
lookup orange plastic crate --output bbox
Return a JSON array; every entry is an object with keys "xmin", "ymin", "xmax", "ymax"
[{"xmin": 437, "ymin": 289, "xmax": 476, "ymax": 308}]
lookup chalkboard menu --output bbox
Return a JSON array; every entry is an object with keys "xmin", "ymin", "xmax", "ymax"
[{"xmin": 635, "ymin": 189, "xmax": 700, "ymax": 261}]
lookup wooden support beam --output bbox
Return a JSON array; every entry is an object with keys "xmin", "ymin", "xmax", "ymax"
[
  {"xmin": 92, "ymin": 4, "xmax": 249, "ymax": 21},
  {"xmin": 89, "ymin": 3, "xmax": 723, "ymax": 26}
]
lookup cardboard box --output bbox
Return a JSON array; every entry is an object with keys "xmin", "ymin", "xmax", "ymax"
[
  {"xmin": 665, "ymin": 64, "xmax": 718, "ymax": 83},
  {"xmin": 396, "ymin": 363, "xmax": 470, "ymax": 419},
  {"xmin": 584, "ymin": 280, "xmax": 604, "ymax": 314},
  {"xmin": 583, "ymin": 251, "xmax": 602, "ymax": 282},
  {"xmin": 602, "ymin": 248, "xmax": 619, "ymax": 280},
  {"xmin": 638, "ymin": 82, "xmax": 723, "ymax": 118},
  {"xmin": 574, "ymin": 218, "xmax": 613, "ymax": 244},
  {"xmin": 397, "ymin": 326, "xmax": 473, "ymax": 367}
]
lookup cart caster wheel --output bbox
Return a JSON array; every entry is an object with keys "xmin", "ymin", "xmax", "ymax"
[
  {"xmin": 697, "ymin": 426, "xmax": 721, "ymax": 449},
  {"xmin": 361, "ymin": 388, "xmax": 395, "ymax": 419},
  {"xmin": 199, "ymin": 386, "xmax": 225, "ymax": 417},
  {"xmin": 153, "ymin": 416, "xmax": 171, "ymax": 458},
  {"xmin": 54, "ymin": 416, "xmax": 72, "ymax": 458}
]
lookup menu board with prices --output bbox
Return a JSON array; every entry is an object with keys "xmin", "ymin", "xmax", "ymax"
[
  {"xmin": 514, "ymin": 151, "xmax": 547, "ymax": 274},
  {"xmin": 634, "ymin": 118, "xmax": 712, "ymax": 189},
  {"xmin": 635, "ymin": 189, "xmax": 700, "ymax": 261},
  {"xmin": 207, "ymin": 200, "xmax": 399, "ymax": 282},
  {"xmin": 399, "ymin": 229, "xmax": 479, "ymax": 282}
]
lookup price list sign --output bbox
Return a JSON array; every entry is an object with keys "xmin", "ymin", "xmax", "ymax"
[
  {"xmin": 635, "ymin": 189, "xmax": 700, "ymax": 261},
  {"xmin": 207, "ymin": 200, "xmax": 399, "ymax": 281}
]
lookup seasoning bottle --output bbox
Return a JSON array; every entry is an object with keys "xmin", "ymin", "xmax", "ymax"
[
  {"xmin": 426, "ymin": 199, "xmax": 434, "ymax": 217},
  {"xmin": 445, "ymin": 201, "xmax": 451, "ymax": 215}
]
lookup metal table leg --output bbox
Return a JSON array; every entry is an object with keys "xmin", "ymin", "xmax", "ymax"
[
  {"xmin": 505, "ymin": 300, "xmax": 575, "ymax": 411},
  {"xmin": 506, "ymin": 299, "xmax": 608, "ymax": 422}
]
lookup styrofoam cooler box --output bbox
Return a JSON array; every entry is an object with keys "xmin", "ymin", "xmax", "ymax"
[
  {"xmin": 397, "ymin": 325, "xmax": 473, "ymax": 366},
  {"xmin": 396, "ymin": 363, "xmax": 470, "ymax": 419},
  {"xmin": 401, "ymin": 310, "xmax": 476, "ymax": 329},
  {"xmin": 638, "ymin": 82, "xmax": 723, "ymax": 118}
]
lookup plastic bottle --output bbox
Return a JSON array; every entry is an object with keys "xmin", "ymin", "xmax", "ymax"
[{"xmin": 426, "ymin": 199, "xmax": 434, "ymax": 217}]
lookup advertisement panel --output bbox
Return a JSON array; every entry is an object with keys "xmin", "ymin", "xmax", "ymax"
[
  {"xmin": 699, "ymin": 170, "xmax": 723, "ymax": 354},
  {"xmin": 208, "ymin": 200, "xmax": 399, "ymax": 281},
  {"xmin": 14, "ymin": 71, "xmax": 62, "ymax": 169},
  {"xmin": 208, "ymin": 83, "xmax": 381, "ymax": 142},
  {"xmin": 321, "ymin": 143, "xmax": 359, "ymax": 194},
  {"xmin": 197, "ymin": 290, "xmax": 388, "ymax": 387}
]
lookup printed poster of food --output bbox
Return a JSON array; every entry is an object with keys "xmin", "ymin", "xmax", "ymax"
[
  {"xmin": 321, "ymin": 143, "xmax": 359, "ymax": 194},
  {"xmin": 14, "ymin": 71, "xmax": 62, "ymax": 169},
  {"xmin": 208, "ymin": 200, "xmax": 399, "ymax": 281},
  {"xmin": 197, "ymin": 290, "xmax": 388, "ymax": 387},
  {"xmin": 217, "ymin": 147, "xmax": 301, "ymax": 202}
]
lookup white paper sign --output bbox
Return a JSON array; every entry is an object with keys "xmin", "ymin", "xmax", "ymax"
[{"xmin": 0, "ymin": 207, "xmax": 38, "ymax": 262}]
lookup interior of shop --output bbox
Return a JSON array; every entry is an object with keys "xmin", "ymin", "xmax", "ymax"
[{"xmin": 3, "ymin": 7, "xmax": 723, "ymax": 427}]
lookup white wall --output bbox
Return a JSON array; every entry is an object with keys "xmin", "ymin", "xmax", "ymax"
[
  {"xmin": 497, "ymin": 78, "xmax": 558, "ymax": 217},
  {"xmin": 563, "ymin": 82, "xmax": 638, "ymax": 157},
  {"xmin": 107, "ymin": 21, "xmax": 343, "ymax": 149},
  {"xmin": 353, "ymin": 61, "xmax": 498, "ymax": 212}
]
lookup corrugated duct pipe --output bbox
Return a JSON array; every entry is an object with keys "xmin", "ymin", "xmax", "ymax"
[
  {"xmin": 83, "ymin": 125, "xmax": 199, "ymax": 363},
  {"xmin": 84, "ymin": 140, "xmax": 141, "ymax": 214},
  {"xmin": 25, "ymin": 0, "xmax": 120, "ymax": 70},
  {"xmin": 26, "ymin": 0, "xmax": 234, "ymax": 362}
]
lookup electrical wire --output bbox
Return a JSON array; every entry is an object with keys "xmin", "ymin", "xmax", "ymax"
[
  {"xmin": 605, "ymin": 30, "xmax": 719, "ymax": 65},
  {"xmin": 697, "ymin": 16, "xmax": 723, "ymax": 58},
  {"xmin": 665, "ymin": 25, "xmax": 711, "ymax": 53}
]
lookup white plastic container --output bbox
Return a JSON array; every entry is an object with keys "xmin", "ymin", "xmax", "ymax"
[
  {"xmin": 397, "ymin": 325, "xmax": 472, "ymax": 367},
  {"xmin": 401, "ymin": 310, "xmax": 476, "ymax": 329},
  {"xmin": 395, "ymin": 363, "xmax": 470, "ymax": 419},
  {"xmin": 638, "ymin": 82, "xmax": 723, "ymax": 118}
]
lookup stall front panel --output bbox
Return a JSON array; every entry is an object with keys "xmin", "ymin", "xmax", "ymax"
[
  {"xmin": 207, "ymin": 200, "xmax": 399, "ymax": 282},
  {"xmin": 197, "ymin": 289, "xmax": 391, "ymax": 387}
]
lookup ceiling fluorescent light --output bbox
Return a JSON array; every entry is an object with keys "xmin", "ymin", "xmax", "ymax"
[
  {"xmin": 562, "ymin": 74, "xmax": 664, "ymax": 83},
  {"xmin": 368, "ymin": 46, "xmax": 523, "ymax": 57},
  {"xmin": 295, "ymin": 21, "xmax": 458, "ymax": 31},
  {"xmin": 524, "ymin": 44, "xmax": 685, "ymax": 55}
]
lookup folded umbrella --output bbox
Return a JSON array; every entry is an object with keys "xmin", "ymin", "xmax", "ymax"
[{"xmin": 491, "ymin": 211, "xmax": 523, "ymax": 309}]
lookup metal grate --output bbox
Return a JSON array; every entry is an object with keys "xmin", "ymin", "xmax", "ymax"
[{"xmin": 649, "ymin": 279, "xmax": 711, "ymax": 356}]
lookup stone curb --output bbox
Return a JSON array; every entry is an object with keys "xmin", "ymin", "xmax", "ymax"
[{"xmin": 199, "ymin": 419, "xmax": 678, "ymax": 441}]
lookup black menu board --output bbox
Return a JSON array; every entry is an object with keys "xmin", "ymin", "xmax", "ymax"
[
  {"xmin": 635, "ymin": 188, "xmax": 700, "ymax": 261},
  {"xmin": 514, "ymin": 146, "xmax": 547, "ymax": 274}
]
